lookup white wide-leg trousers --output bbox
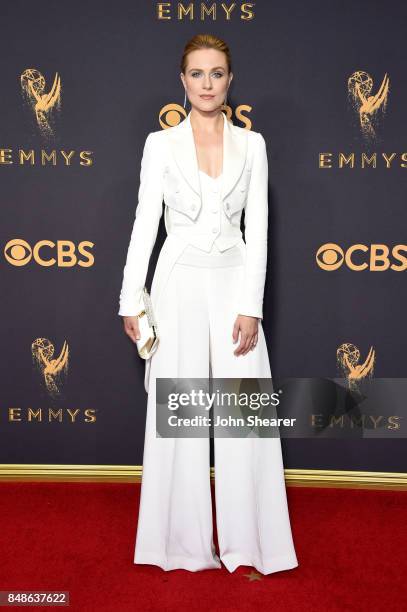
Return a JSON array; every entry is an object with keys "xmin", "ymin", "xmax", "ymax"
[{"xmin": 134, "ymin": 254, "xmax": 299, "ymax": 574}]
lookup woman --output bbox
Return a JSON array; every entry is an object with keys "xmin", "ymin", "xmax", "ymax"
[{"xmin": 118, "ymin": 33, "xmax": 299, "ymax": 575}]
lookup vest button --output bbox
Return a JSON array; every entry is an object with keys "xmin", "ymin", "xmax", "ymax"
[{"xmin": 212, "ymin": 227, "xmax": 218, "ymax": 234}]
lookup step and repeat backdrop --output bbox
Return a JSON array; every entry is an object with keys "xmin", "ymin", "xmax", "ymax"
[{"xmin": 1, "ymin": 0, "xmax": 405, "ymax": 472}]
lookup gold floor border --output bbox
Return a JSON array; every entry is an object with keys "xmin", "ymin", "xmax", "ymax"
[{"xmin": 0, "ymin": 465, "xmax": 406, "ymax": 490}]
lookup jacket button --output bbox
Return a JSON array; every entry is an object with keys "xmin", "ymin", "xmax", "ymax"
[
  {"xmin": 191, "ymin": 204, "xmax": 196, "ymax": 211},
  {"xmin": 212, "ymin": 227, "xmax": 218, "ymax": 234},
  {"xmin": 225, "ymin": 202, "xmax": 230, "ymax": 210}
]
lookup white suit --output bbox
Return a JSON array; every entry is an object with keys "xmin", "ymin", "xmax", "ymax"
[{"xmin": 119, "ymin": 111, "xmax": 299, "ymax": 574}]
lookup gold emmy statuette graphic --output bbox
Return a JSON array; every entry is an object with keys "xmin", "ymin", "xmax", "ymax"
[
  {"xmin": 31, "ymin": 338, "xmax": 69, "ymax": 397},
  {"xmin": 20, "ymin": 69, "xmax": 62, "ymax": 137},
  {"xmin": 336, "ymin": 342, "xmax": 376, "ymax": 392},
  {"xmin": 347, "ymin": 71, "xmax": 389, "ymax": 140}
]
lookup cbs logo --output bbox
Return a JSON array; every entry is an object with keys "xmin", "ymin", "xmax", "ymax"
[
  {"xmin": 316, "ymin": 243, "xmax": 407, "ymax": 271},
  {"xmin": 4, "ymin": 239, "xmax": 94, "ymax": 267},
  {"xmin": 158, "ymin": 103, "xmax": 253, "ymax": 129}
]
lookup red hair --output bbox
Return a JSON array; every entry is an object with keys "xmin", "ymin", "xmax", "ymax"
[{"xmin": 180, "ymin": 33, "xmax": 232, "ymax": 74}]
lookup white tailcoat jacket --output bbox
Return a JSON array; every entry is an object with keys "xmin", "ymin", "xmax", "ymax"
[{"xmin": 118, "ymin": 110, "xmax": 269, "ymax": 323}]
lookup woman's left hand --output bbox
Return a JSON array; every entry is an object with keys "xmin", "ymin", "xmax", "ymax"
[{"xmin": 232, "ymin": 315, "xmax": 259, "ymax": 356}]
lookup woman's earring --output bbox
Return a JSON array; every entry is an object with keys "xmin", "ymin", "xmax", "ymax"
[{"xmin": 183, "ymin": 89, "xmax": 187, "ymax": 109}]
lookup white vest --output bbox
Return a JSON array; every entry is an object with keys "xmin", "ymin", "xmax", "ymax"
[{"xmin": 165, "ymin": 168, "xmax": 244, "ymax": 253}]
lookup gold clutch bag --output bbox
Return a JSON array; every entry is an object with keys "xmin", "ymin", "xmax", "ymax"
[{"xmin": 134, "ymin": 287, "xmax": 159, "ymax": 359}]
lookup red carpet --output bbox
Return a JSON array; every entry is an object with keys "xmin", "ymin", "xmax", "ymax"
[{"xmin": 0, "ymin": 482, "xmax": 406, "ymax": 611}]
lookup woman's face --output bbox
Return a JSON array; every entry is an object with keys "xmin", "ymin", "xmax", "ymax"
[{"xmin": 181, "ymin": 48, "xmax": 232, "ymax": 114}]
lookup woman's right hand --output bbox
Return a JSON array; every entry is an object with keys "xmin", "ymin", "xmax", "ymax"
[{"xmin": 123, "ymin": 316, "xmax": 140, "ymax": 344}]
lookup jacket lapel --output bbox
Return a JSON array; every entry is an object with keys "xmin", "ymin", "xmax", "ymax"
[{"xmin": 167, "ymin": 110, "xmax": 248, "ymax": 201}]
